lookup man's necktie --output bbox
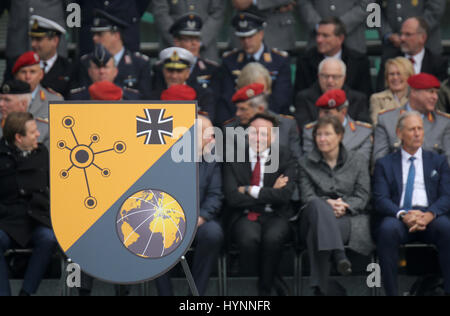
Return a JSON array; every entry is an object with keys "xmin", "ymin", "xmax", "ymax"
[
  {"xmin": 248, "ymin": 155, "xmax": 261, "ymax": 221},
  {"xmin": 403, "ymin": 157, "xmax": 416, "ymax": 210},
  {"xmin": 43, "ymin": 61, "xmax": 48, "ymax": 74},
  {"xmin": 409, "ymin": 57, "xmax": 415, "ymax": 65}
]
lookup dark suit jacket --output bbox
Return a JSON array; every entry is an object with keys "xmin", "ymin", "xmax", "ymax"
[
  {"xmin": 373, "ymin": 149, "xmax": 450, "ymax": 219},
  {"xmin": 223, "ymin": 145, "xmax": 298, "ymax": 230},
  {"xmin": 294, "ymin": 82, "xmax": 371, "ymax": 131},
  {"xmin": 294, "ymin": 46, "xmax": 373, "ymax": 97},
  {"xmin": 199, "ymin": 161, "xmax": 223, "ymax": 222},
  {"xmin": 376, "ymin": 48, "xmax": 449, "ymax": 92}
]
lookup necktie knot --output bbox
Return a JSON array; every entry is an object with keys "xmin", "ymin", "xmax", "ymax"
[
  {"xmin": 409, "ymin": 157, "xmax": 416, "ymax": 163},
  {"xmin": 409, "ymin": 57, "xmax": 415, "ymax": 65}
]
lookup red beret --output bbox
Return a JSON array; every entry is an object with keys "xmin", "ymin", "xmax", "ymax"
[
  {"xmin": 315, "ymin": 89, "xmax": 347, "ymax": 109},
  {"xmin": 232, "ymin": 83, "xmax": 265, "ymax": 103},
  {"xmin": 407, "ymin": 73, "xmax": 441, "ymax": 90},
  {"xmin": 88, "ymin": 81, "xmax": 123, "ymax": 100},
  {"xmin": 161, "ymin": 84, "xmax": 197, "ymax": 101},
  {"xmin": 12, "ymin": 51, "xmax": 40, "ymax": 75}
]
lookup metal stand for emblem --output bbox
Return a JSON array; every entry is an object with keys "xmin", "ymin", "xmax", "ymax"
[{"xmin": 180, "ymin": 255, "xmax": 199, "ymax": 296}]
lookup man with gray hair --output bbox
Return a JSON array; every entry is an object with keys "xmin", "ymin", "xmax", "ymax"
[
  {"xmin": 294, "ymin": 57, "xmax": 370, "ymax": 131},
  {"xmin": 373, "ymin": 73, "xmax": 450, "ymax": 165},
  {"xmin": 0, "ymin": 80, "xmax": 49, "ymax": 148}
]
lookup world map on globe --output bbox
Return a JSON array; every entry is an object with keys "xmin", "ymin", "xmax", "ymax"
[{"xmin": 116, "ymin": 190, "xmax": 186, "ymax": 259}]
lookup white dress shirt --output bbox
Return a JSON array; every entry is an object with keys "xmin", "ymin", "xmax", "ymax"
[{"xmin": 399, "ymin": 147, "xmax": 429, "ymax": 210}]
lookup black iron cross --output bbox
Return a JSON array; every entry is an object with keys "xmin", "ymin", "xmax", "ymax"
[{"xmin": 136, "ymin": 109, "xmax": 173, "ymax": 145}]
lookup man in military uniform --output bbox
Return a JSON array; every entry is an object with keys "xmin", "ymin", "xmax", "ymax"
[
  {"xmin": 219, "ymin": 11, "xmax": 293, "ymax": 124},
  {"xmin": 28, "ymin": 15, "xmax": 74, "ymax": 98},
  {"xmin": 150, "ymin": 47, "xmax": 216, "ymax": 121},
  {"xmin": 230, "ymin": 0, "xmax": 300, "ymax": 53},
  {"xmin": 297, "ymin": 0, "xmax": 373, "ymax": 54},
  {"xmin": 151, "ymin": 14, "xmax": 220, "ymax": 95},
  {"xmin": 224, "ymin": 83, "xmax": 301, "ymax": 160},
  {"xmin": 12, "ymin": 51, "xmax": 63, "ymax": 119},
  {"xmin": 373, "ymin": 73, "xmax": 450, "ymax": 165},
  {"xmin": 70, "ymin": 44, "xmax": 139, "ymax": 101},
  {"xmin": 302, "ymin": 89, "xmax": 373, "ymax": 161},
  {"xmin": 0, "ymin": 80, "xmax": 49, "ymax": 149},
  {"xmin": 151, "ymin": 0, "xmax": 226, "ymax": 62},
  {"xmin": 378, "ymin": 0, "xmax": 446, "ymax": 56},
  {"xmin": 79, "ymin": 10, "xmax": 152, "ymax": 99}
]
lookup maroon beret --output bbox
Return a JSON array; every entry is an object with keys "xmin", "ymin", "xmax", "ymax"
[
  {"xmin": 161, "ymin": 84, "xmax": 197, "ymax": 101},
  {"xmin": 407, "ymin": 73, "xmax": 440, "ymax": 90},
  {"xmin": 88, "ymin": 81, "xmax": 123, "ymax": 100},
  {"xmin": 315, "ymin": 89, "xmax": 347, "ymax": 109},
  {"xmin": 231, "ymin": 83, "xmax": 265, "ymax": 103},
  {"xmin": 12, "ymin": 51, "xmax": 41, "ymax": 75}
]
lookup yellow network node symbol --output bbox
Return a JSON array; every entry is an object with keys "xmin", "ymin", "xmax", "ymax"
[{"xmin": 57, "ymin": 116, "xmax": 126, "ymax": 209}]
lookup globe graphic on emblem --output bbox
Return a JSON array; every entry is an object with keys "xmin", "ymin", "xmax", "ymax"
[{"xmin": 116, "ymin": 190, "xmax": 186, "ymax": 259}]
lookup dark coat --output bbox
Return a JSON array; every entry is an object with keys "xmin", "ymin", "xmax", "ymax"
[
  {"xmin": 223, "ymin": 145, "xmax": 298, "ymax": 232},
  {"xmin": 299, "ymin": 145, "xmax": 374, "ymax": 255},
  {"xmin": 294, "ymin": 82, "xmax": 371, "ymax": 131},
  {"xmin": 294, "ymin": 46, "xmax": 373, "ymax": 97},
  {"xmin": 0, "ymin": 139, "xmax": 51, "ymax": 247}
]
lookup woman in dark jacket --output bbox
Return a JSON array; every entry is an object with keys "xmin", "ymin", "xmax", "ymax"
[
  {"xmin": 298, "ymin": 115, "xmax": 373, "ymax": 296},
  {"xmin": 0, "ymin": 112, "xmax": 56, "ymax": 296}
]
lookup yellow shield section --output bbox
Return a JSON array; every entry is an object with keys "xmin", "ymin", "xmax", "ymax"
[{"xmin": 49, "ymin": 102, "xmax": 196, "ymax": 252}]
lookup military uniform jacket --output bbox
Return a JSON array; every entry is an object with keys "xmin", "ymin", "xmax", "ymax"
[
  {"xmin": 379, "ymin": 0, "xmax": 446, "ymax": 54},
  {"xmin": 151, "ymin": 57, "xmax": 220, "ymax": 93},
  {"xmin": 67, "ymin": 85, "xmax": 140, "ymax": 101},
  {"xmin": 218, "ymin": 45, "xmax": 292, "ymax": 124},
  {"xmin": 373, "ymin": 105, "xmax": 450, "ymax": 165},
  {"xmin": 303, "ymin": 116, "xmax": 373, "ymax": 161},
  {"xmin": 229, "ymin": 0, "xmax": 300, "ymax": 52},
  {"xmin": 0, "ymin": 140, "xmax": 50, "ymax": 247},
  {"xmin": 294, "ymin": 46, "xmax": 373, "ymax": 97},
  {"xmin": 297, "ymin": 0, "xmax": 373, "ymax": 54},
  {"xmin": 29, "ymin": 84, "xmax": 63, "ymax": 119},
  {"xmin": 151, "ymin": 0, "xmax": 226, "ymax": 62},
  {"xmin": 41, "ymin": 56, "xmax": 74, "ymax": 99}
]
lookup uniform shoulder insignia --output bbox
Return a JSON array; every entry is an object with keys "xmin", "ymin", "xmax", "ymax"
[
  {"xmin": 279, "ymin": 114, "xmax": 294, "ymax": 120},
  {"xmin": 355, "ymin": 121, "xmax": 373, "ymax": 129},
  {"xmin": 304, "ymin": 122, "xmax": 316, "ymax": 130},
  {"xmin": 204, "ymin": 59, "xmax": 220, "ymax": 67},
  {"xmin": 135, "ymin": 52, "xmax": 150, "ymax": 62},
  {"xmin": 80, "ymin": 54, "xmax": 90, "ymax": 61},
  {"xmin": 222, "ymin": 49, "xmax": 239, "ymax": 58},
  {"xmin": 69, "ymin": 86, "xmax": 86, "ymax": 94},
  {"xmin": 378, "ymin": 107, "xmax": 397, "ymax": 115},
  {"xmin": 436, "ymin": 111, "xmax": 450, "ymax": 120},
  {"xmin": 271, "ymin": 48, "xmax": 288, "ymax": 58},
  {"xmin": 222, "ymin": 117, "xmax": 237, "ymax": 126},
  {"xmin": 123, "ymin": 87, "xmax": 139, "ymax": 94},
  {"xmin": 36, "ymin": 117, "xmax": 49, "ymax": 124}
]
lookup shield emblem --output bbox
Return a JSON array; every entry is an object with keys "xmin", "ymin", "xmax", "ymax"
[{"xmin": 49, "ymin": 101, "xmax": 198, "ymax": 284}]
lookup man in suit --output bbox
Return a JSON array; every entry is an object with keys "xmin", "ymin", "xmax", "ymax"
[
  {"xmin": 151, "ymin": 14, "xmax": 221, "ymax": 94},
  {"xmin": 373, "ymin": 73, "xmax": 450, "ymax": 165},
  {"xmin": 152, "ymin": 0, "xmax": 226, "ymax": 62},
  {"xmin": 230, "ymin": 0, "xmax": 299, "ymax": 53},
  {"xmin": 12, "ymin": 51, "xmax": 63, "ymax": 119},
  {"xmin": 28, "ymin": 15, "xmax": 74, "ymax": 98},
  {"xmin": 378, "ymin": 0, "xmax": 446, "ymax": 56},
  {"xmin": 79, "ymin": 10, "xmax": 152, "ymax": 99},
  {"xmin": 155, "ymin": 115, "xmax": 223, "ymax": 296},
  {"xmin": 302, "ymin": 89, "xmax": 373, "ymax": 161},
  {"xmin": 297, "ymin": 0, "xmax": 372, "ymax": 54},
  {"xmin": 224, "ymin": 83, "xmax": 301, "ymax": 160},
  {"xmin": 372, "ymin": 111, "xmax": 450, "ymax": 296},
  {"xmin": 219, "ymin": 11, "xmax": 292, "ymax": 124},
  {"xmin": 223, "ymin": 112, "xmax": 297, "ymax": 295},
  {"xmin": 0, "ymin": 112, "xmax": 57, "ymax": 296},
  {"xmin": 0, "ymin": 80, "xmax": 49, "ymax": 149},
  {"xmin": 294, "ymin": 57, "xmax": 370, "ymax": 132},
  {"xmin": 376, "ymin": 17, "xmax": 448, "ymax": 92},
  {"xmin": 294, "ymin": 16, "xmax": 372, "ymax": 97}
]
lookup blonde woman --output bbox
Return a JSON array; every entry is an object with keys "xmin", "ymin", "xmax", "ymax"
[{"xmin": 370, "ymin": 57, "xmax": 414, "ymax": 124}]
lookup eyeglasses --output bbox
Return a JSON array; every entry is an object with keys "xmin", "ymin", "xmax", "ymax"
[{"xmin": 319, "ymin": 73, "xmax": 344, "ymax": 80}]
